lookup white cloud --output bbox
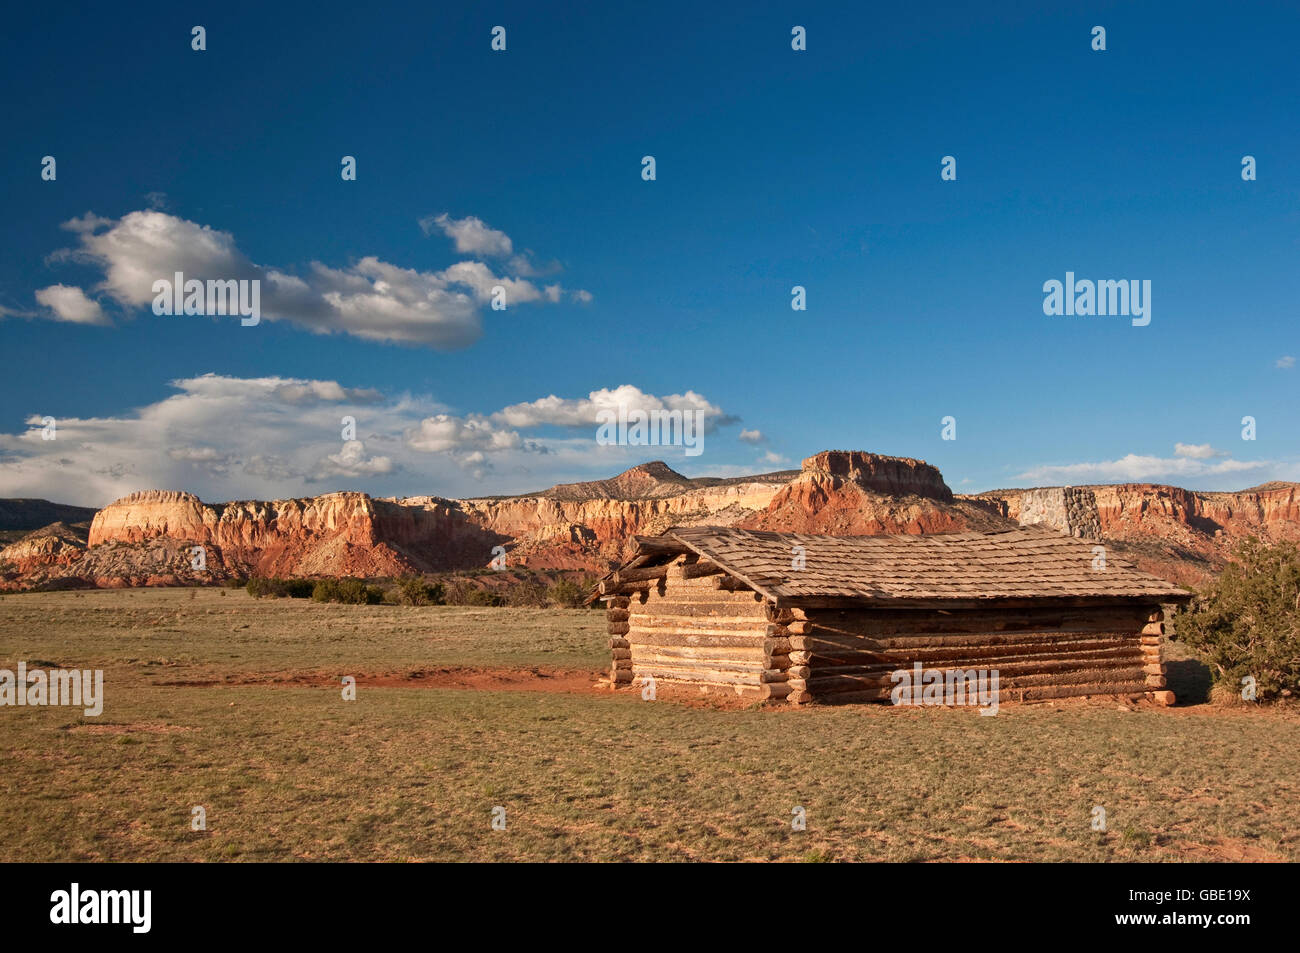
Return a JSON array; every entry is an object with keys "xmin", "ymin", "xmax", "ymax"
[
  {"xmin": 60, "ymin": 212, "xmax": 115, "ymax": 235},
  {"xmin": 42, "ymin": 209, "xmax": 586, "ymax": 348},
  {"xmin": 1015, "ymin": 452, "xmax": 1268, "ymax": 485},
  {"xmin": 437, "ymin": 260, "xmax": 555, "ymax": 305},
  {"xmin": 34, "ymin": 284, "xmax": 109, "ymax": 325},
  {"xmin": 405, "ymin": 415, "xmax": 526, "ymax": 454},
  {"xmin": 1174, "ymin": 443, "xmax": 1224, "ymax": 459},
  {"xmin": 167, "ymin": 446, "xmax": 227, "ymax": 462},
  {"xmin": 494, "ymin": 385, "xmax": 735, "ymax": 432},
  {"xmin": 167, "ymin": 446, "xmax": 234, "ymax": 474},
  {"xmin": 0, "ymin": 376, "xmax": 737, "ymax": 504},
  {"xmin": 420, "ymin": 214, "xmax": 589, "ymax": 297},
  {"xmin": 739, "ymin": 429, "xmax": 766, "ymax": 444},
  {"xmin": 271, "ymin": 380, "xmax": 383, "ymax": 405},
  {"xmin": 421, "ymin": 213, "xmax": 512, "ymax": 257},
  {"xmin": 758, "ymin": 451, "xmax": 789, "ymax": 466},
  {"xmin": 1277, "ymin": 355, "xmax": 1296, "ymax": 369},
  {"xmin": 310, "ymin": 440, "xmax": 394, "ymax": 481}
]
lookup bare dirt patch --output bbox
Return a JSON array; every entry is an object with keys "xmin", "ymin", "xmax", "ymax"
[
  {"xmin": 1175, "ymin": 836, "xmax": 1289, "ymax": 863},
  {"xmin": 154, "ymin": 665, "xmax": 606, "ymax": 694}
]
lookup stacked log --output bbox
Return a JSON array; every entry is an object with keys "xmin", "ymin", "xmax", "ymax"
[
  {"xmin": 607, "ymin": 595, "xmax": 633, "ymax": 686},
  {"xmin": 789, "ymin": 604, "xmax": 1161, "ymax": 705},
  {"xmin": 624, "ymin": 556, "xmax": 777, "ymax": 699},
  {"xmin": 765, "ymin": 606, "xmax": 805, "ymax": 703},
  {"xmin": 1141, "ymin": 609, "xmax": 1175, "ymax": 706}
]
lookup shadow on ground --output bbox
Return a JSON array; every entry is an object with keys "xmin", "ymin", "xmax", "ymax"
[{"xmin": 1166, "ymin": 657, "xmax": 1213, "ymax": 705}]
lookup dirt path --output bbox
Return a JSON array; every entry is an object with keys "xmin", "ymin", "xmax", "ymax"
[{"xmin": 153, "ymin": 665, "xmax": 607, "ymax": 694}]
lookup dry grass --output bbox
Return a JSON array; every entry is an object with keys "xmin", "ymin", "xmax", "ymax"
[{"xmin": 1, "ymin": 588, "xmax": 1297, "ymax": 862}]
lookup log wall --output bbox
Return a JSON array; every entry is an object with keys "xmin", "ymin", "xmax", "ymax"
[
  {"xmin": 770, "ymin": 604, "xmax": 1172, "ymax": 706},
  {"xmin": 613, "ymin": 556, "xmax": 785, "ymax": 700},
  {"xmin": 606, "ymin": 562, "xmax": 1173, "ymax": 707}
]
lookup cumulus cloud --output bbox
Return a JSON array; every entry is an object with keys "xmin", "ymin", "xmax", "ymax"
[
  {"xmin": 494, "ymin": 385, "xmax": 736, "ymax": 432},
  {"xmin": 310, "ymin": 440, "xmax": 394, "ymax": 481},
  {"xmin": 1277, "ymin": 356, "xmax": 1296, "ymax": 369},
  {"xmin": 738, "ymin": 429, "xmax": 766, "ymax": 444},
  {"xmin": 41, "ymin": 210, "xmax": 588, "ymax": 348},
  {"xmin": 420, "ymin": 213, "xmax": 512, "ymax": 257},
  {"xmin": 1015, "ymin": 452, "xmax": 1268, "ymax": 485},
  {"xmin": 405, "ymin": 415, "xmax": 526, "ymax": 454},
  {"xmin": 758, "ymin": 451, "xmax": 789, "ymax": 466},
  {"xmin": 1174, "ymin": 443, "xmax": 1225, "ymax": 459},
  {"xmin": 421, "ymin": 213, "xmax": 589, "ymax": 292},
  {"xmin": 34, "ymin": 284, "xmax": 109, "ymax": 325},
  {"xmin": 272, "ymin": 381, "xmax": 383, "ymax": 405},
  {"xmin": 0, "ymin": 377, "xmax": 737, "ymax": 504},
  {"xmin": 167, "ymin": 446, "xmax": 234, "ymax": 474},
  {"xmin": 0, "ymin": 374, "xmax": 413, "ymax": 504}
]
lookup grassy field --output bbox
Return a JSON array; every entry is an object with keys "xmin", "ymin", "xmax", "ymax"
[{"xmin": 1, "ymin": 588, "xmax": 1297, "ymax": 862}]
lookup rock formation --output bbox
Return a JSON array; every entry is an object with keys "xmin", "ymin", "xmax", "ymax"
[
  {"xmin": 738, "ymin": 450, "xmax": 1002, "ymax": 535},
  {"xmin": 3, "ymin": 452, "xmax": 1298, "ymax": 591}
]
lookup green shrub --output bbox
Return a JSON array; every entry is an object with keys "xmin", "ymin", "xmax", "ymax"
[
  {"xmin": 395, "ymin": 576, "xmax": 445, "ymax": 606},
  {"xmin": 310, "ymin": 579, "xmax": 339, "ymax": 603},
  {"xmin": 246, "ymin": 577, "xmax": 315, "ymax": 599},
  {"xmin": 309, "ymin": 578, "xmax": 384, "ymax": 605},
  {"xmin": 246, "ymin": 577, "xmax": 276, "ymax": 598},
  {"xmin": 546, "ymin": 577, "xmax": 588, "ymax": 608},
  {"xmin": 1176, "ymin": 537, "xmax": 1300, "ymax": 702}
]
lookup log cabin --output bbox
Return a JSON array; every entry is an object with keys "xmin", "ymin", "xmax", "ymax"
[{"xmin": 596, "ymin": 525, "xmax": 1191, "ymax": 706}]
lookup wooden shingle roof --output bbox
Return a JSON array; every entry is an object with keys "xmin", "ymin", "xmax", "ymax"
[{"xmin": 619, "ymin": 525, "xmax": 1191, "ymax": 608}]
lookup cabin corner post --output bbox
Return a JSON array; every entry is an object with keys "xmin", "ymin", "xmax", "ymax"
[
  {"xmin": 767, "ymin": 604, "xmax": 810, "ymax": 704},
  {"xmin": 607, "ymin": 595, "xmax": 633, "ymax": 687},
  {"xmin": 1141, "ymin": 606, "xmax": 1175, "ymax": 706}
]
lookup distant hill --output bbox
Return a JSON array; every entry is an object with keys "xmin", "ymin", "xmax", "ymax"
[
  {"xmin": 541, "ymin": 461, "xmax": 697, "ymax": 500},
  {"xmin": 0, "ymin": 500, "xmax": 97, "ymax": 544}
]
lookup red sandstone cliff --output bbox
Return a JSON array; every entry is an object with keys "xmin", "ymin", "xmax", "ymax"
[
  {"xmin": 738, "ymin": 450, "xmax": 1007, "ymax": 535},
  {"xmin": 3, "ymin": 453, "xmax": 1298, "ymax": 590}
]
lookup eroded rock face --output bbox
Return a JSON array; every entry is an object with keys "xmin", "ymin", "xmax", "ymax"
[
  {"xmin": 4, "ymin": 455, "xmax": 1299, "ymax": 590},
  {"xmin": 797, "ymin": 451, "xmax": 953, "ymax": 501},
  {"xmin": 739, "ymin": 451, "xmax": 970, "ymax": 535},
  {"xmin": 0, "ymin": 522, "xmax": 88, "ymax": 574},
  {"xmin": 85, "ymin": 491, "xmax": 426, "ymax": 579},
  {"xmin": 35, "ymin": 471, "xmax": 792, "ymax": 584},
  {"xmin": 1092, "ymin": 483, "xmax": 1300, "ymax": 542}
]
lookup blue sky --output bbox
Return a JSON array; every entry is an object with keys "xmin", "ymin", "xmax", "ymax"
[{"xmin": 1, "ymin": 0, "xmax": 1296, "ymax": 505}]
